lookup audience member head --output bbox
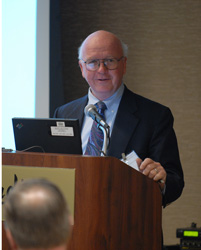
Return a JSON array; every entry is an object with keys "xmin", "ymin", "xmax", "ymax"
[{"xmin": 4, "ymin": 178, "xmax": 72, "ymax": 250}]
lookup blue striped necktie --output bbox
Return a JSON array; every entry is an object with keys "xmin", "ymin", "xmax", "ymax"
[{"xmin": 84, "ymin": 101, "xmax": 107, "ymax": 156}]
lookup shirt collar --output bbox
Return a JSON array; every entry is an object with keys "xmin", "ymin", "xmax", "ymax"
[{"xmin": 87, "ymin": 83, "xmax": 125, "ymax": 109}]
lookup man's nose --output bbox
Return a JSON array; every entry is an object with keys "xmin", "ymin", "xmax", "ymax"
[{"xmin": 97, "ymin": 61, "xmax": 108, "ymax": 72}]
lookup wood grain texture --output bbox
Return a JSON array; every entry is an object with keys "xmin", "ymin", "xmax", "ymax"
[{"xmin": 2, "ymin": 152, "xmax": 162, "ymax": 250}]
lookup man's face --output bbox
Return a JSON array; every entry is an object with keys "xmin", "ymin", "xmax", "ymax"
[{"xmin": 79, "ymin": 31, "xmax": 127, "ymax": 100}]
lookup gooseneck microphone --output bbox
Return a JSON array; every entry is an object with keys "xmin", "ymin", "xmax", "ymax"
[{"xmin": 84, "ymin": 104, "xmax": 110, "ymax": 129}]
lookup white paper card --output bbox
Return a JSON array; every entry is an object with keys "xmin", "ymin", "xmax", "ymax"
[{"xmin": 121, "ymin": 150, "xmax": 140, "ymax": 171}]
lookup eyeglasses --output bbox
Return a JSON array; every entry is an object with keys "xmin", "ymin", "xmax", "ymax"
[{"xmin": 81, "ymin": 56, "xmax": 124, "ymax": 71}]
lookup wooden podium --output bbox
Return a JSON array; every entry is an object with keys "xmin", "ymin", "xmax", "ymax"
[{"xmin": 2, "ymin": 152, "xmax": 162, "ymax": 250}]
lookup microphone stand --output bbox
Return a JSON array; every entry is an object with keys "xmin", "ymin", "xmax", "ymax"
[{"xmin": 98, "ymin": 124, "xmax": 110, "ymax": 156}]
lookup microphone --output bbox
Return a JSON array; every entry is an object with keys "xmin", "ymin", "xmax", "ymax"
[{"xmin": 84, "ymin": 104, "xmax": 110, "ymax": 129}]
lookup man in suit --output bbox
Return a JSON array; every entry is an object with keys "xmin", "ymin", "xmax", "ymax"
[
  {"xmin": 54, "ymin": 30, "xmax": 184, "ymax": 207},
  {"xmin": 4, "ymin": 178, "xmax": 72, "ymax": 250}
]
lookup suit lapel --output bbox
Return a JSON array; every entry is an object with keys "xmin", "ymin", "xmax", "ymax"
[
  {"xmin": 69, "ymin": 95, "xmax": 88, "ymax": 130},
  {"xmin": 107, "ymin": 88, "xmax": 139, "ymax": 158}
]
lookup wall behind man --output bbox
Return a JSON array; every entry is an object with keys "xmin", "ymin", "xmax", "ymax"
[{"xmin": 51, "ymin": 0, "xmax": 201, "ymax": 245}]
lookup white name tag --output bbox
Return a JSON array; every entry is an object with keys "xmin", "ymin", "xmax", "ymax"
[{"xmin": 50, "ymin": 126, "xmax": 74, "ymax": 136}]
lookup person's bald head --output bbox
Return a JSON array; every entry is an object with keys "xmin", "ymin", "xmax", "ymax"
[{"xmin": 78, "ymin": 30, "xmax": 128, "ymax": 60}]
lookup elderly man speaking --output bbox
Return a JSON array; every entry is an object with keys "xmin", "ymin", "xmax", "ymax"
[{"xmin": 54, "ymin": 30, "xmax": 184, "ymax": 207}]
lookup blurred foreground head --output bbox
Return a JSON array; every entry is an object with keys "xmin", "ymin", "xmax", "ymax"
[{"xmin": 4, "ymin": 178, "xmax": 72, "ymax": 250}]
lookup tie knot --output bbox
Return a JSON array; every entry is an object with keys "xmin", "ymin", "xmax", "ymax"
[
  {"xmin": 95, "ymin": 101, "xmax": 107, "ymax": 119},
  {"xmin": 95, "ymin": 101, "xmax": 107, "ymax": 112}
]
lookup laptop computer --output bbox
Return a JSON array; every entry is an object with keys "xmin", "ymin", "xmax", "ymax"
[{"xmin": 12, "ymin": 118, "xmax": 83, "ymax": 155}]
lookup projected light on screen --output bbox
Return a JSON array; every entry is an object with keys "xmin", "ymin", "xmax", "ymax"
[{"xmin": 2, "ymin": 0, "xmax": 37, "ymax": 149}]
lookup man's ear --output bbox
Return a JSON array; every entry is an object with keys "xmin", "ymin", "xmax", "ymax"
[
  {"xmin": 78, "ymin": 61, "xmax": 85, "ymax": 79},
  {"xmin": 123, "ymin": 56, "xmax": 127, "ymax": 75},
  {"xmin": 5, "ymin": 229, "xmax": 18, "ymax": 250}
]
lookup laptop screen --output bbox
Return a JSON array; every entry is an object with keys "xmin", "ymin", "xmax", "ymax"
[{"xmin": 12, "ymin": 118, "xmax": 82, "ymax": 155}]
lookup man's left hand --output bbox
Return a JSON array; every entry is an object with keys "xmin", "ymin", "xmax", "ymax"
[{"xmin": 138, "ymin": 158, "xmax": 166, "ymax": 190}]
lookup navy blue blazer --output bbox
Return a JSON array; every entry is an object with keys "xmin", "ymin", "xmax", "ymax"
[{"xmin": 54, "ymin": 86, "xmax": 184, "ymax": 206}]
